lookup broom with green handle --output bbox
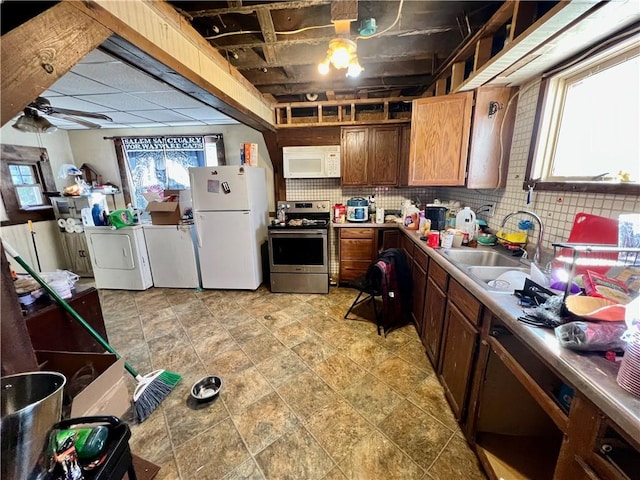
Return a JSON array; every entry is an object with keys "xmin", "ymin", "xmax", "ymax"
[{"xmin": 2, "ymin": 239, "xmax": 181, "ymax": 423}]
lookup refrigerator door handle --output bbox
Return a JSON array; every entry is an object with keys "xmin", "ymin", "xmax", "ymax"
[{"xmin": 195, "ymin": 218, "xmax": 203, "ymax": 248}]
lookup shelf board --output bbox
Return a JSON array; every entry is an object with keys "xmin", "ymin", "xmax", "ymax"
[{"xmin": 476, "ymin": 432, "xmax": 561, "ymax": 480}]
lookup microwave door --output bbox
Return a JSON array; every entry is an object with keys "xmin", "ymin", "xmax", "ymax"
[{"xmin": 285, "ymin": 154, "xmax": 324, "ymax": 178}]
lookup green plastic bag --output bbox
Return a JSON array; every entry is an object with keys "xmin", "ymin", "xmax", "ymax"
[{"xmin": 108, "ymin": 209, "xmax": 134, "ymax": 229}]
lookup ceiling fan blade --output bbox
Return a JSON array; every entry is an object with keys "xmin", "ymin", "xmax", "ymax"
[
  {"xmin": 49, "ymin": 112, "xmax": 103, "ymax": 129},
  {"xmin": 48, "ymin": 107, "xmax": 112, "ymax": 122}
]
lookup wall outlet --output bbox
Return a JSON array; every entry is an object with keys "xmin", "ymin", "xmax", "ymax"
[{"xmin": 479, "ymin": 203, "xmax": 495, "ymax": 217}]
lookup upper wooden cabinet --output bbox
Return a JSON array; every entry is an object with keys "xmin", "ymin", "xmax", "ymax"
[
  {"xmin": 341, "ymin": 125, "xmax": 401, "ymax": 186},
  {"xmin": 408, "ymin": 86, "xmax": 517, "ymax": 187}
]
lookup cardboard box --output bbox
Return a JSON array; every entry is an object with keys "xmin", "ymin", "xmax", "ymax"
[
  {"xmin": 144, "ymin": 189, "xmax": 187, "ymax": 225},
  {"xmin": 36, "ymin": 350, "xmax": 130, "ymax": 419}
]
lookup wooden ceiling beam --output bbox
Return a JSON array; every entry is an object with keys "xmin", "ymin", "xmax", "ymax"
[
  {"xmin": 256, "ymin": 8, "xmax": 278, "ymax": 64},
  {"xmin": 255, "ymin": 75, "xmax": 434, "ymax": 96},
  {"xmin": 188, "ymin": 0, "xmax": 331, "ymax": 18},
  {"xmin": 227, "ymin": 1, "xmax": 242, "ymax": 7}
]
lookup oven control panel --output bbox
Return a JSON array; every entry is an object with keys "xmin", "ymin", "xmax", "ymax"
[{"xmin": 277, "ymin": 200, "xmax": 330, "ymax": 214}]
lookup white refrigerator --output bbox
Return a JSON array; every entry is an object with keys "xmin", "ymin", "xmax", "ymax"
[{"xmin": 189, "ymin": 166, "xmax": 268, "ymax": 290}]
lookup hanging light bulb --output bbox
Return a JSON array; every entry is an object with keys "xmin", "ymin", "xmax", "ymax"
[
  {"xmin": 318, "ymin": 59, "xmax": 330, "ymax": 75},
  {"xmin": 317, "ymin": 38, "xmax": 362, "ymax": 77},
  {"xmin": 347, "ymin": 59, "xmax": 363, "ymax": 77}
]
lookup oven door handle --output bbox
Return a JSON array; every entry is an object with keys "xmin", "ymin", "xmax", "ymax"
[{"xmin": 269, "ymin": 230, "xmax": 326, "ymax": 235}]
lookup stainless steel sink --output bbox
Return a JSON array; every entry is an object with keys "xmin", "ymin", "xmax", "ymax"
[
  {"xmin": 442, "ymin": 249, "xmax": 522, "ymax": 267},
  {"xmin": 464, "ymin": 266, "xmax": 530, "ymax": 294}
]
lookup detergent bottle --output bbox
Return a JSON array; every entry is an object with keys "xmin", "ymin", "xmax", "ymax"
[{"xmin": 455, "ymin": 207, "xmax": 477, "ymax": 242}]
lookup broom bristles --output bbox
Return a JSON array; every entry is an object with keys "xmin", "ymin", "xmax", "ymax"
[{"xmin": 134, "ymin": 370, "xmax": 182, "ymax": 423}]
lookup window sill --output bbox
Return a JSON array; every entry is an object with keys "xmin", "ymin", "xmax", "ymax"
[
  {"xmin": 20, "ymin": 205, "xmax": 54, "ymax": 211},
  {"xmin": 522, "ymin": 181, "xmax": 640, "ymax": 195}
]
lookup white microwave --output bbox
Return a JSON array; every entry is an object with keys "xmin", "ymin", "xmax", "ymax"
[{"xmin": 282, "ymin": 145, "xmax": 341, "ymax": 178}]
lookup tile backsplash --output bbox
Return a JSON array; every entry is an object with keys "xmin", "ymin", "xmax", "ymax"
[{"xmin": 285, "ymin": 77, "xmax": 639, "ymax": 280}]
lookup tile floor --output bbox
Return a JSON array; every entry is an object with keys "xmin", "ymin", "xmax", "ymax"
[{"xmin": 98, "ymin": 285, "xmax": 487, "ymax": 480}]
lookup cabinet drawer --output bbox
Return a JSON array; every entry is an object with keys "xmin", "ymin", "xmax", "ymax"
[
  {"xmin": 340, "ymin": 260, "xmax": 370, "ymax": 281},
  {"xmin": 400, "ymin": 234, "xmax": 415, "ymax": 257},
  {"xmin": 413, "ymin": 246, "xmax": 428, "ymax": 270},
  {"xmin": 448, "ymin": 279, "xmax": 482, "ymax": 326},
  {"xmin": 341, "ymin": 239, "xmax": 374, "ymax": 260},
  {"xmin": 429, "ymin": 260, "xmax": 449, "ymax": 291},
  {"xmin": 341, "ymin": 228, "xmax": 374, "ymax": 239}
]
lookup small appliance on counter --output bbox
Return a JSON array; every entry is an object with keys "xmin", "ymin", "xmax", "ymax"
[
  {"xmin": 425, "ymin": 205, "xmax": 448, "ymax": 231},
  {"xmin": 346, "ymin": 197, "xmax": 369, "ymax": 222}
]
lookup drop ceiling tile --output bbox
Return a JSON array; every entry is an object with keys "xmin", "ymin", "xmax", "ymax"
[
  {"xmin": 163, "ymin": 120, "xmax": 207, "ymax": 126},
  {"xmin": 128, "ymin": 123, "xmax": 170, "ymax": 128},
  {"xmin": 134, "ymin": 90, "xmax": 208, "ymax": 109},
  {"xmin": 72, "ymin": 62, "xmax": 173, "ymax": 93},
  {"xmin": 174, "ymin": 107, "xmax": 232, "ymax": 121},
  {"xmin": 100, "ymin": 111, "xmax": 154, "ymax": 124},
  {"xmin": 43, "ymin": 96, "xmax": 116, "ymax": 113},
  {"xmin": 203, "ymin": 118, "xmax": 240, "ymax": 125},
  {"xmin": 78, "ymin": 93, "xmax": 164, "ymax": 111},
  {"xmin": 78, "ymin": 50, "xmax": 120, "ymax": 64},
  {"xmin": 41, "ymin": 89, "xmax": 64, "ymax": 97},
  {"xmin": 48, "ymin": 72, "xmax": 119, "ymax": 95},
  {"xmin": 131, "ymin": 109, "xmax": 192, "ymax": 122}
]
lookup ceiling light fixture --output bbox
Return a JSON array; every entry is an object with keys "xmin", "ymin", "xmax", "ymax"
[
  {"xmin": 318, "ymin": 38, "xmax": 363, "ymax": 77},
  {"xmin": 12, "ymin": 109, "xmax": 58, "ymax": 134}
]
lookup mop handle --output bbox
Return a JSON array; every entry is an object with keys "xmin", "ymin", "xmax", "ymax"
[{"xmin": 2, "ymin": 240, "xmax": 140, "ymax": 378}]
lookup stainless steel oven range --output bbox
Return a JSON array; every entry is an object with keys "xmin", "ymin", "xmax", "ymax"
[{"xmin": 268, "ymin": 200, "xmax": 330, "ymax": 294}]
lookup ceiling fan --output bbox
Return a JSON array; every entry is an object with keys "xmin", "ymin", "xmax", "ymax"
[{"xmin": 12, "ymin": 97, "xmax": 113, "ymax": 133}]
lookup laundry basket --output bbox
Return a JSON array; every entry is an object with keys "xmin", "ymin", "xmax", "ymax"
[{"xmin": 617, "ymin": 331, "xmax": 640, "ymax": 398}]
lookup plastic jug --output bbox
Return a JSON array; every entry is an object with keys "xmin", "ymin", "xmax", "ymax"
[{"xmin": 455, "ymin": 207, "xmax": 477, "ymax": 240}]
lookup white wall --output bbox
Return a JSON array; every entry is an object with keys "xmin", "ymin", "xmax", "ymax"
[
  {"xmin": 0, "ymin": 123, "xmax": 74, "ymax": 271},
  {"xmin": 67, "ymin": 124, "xmax": 276, "ymax": 212}
]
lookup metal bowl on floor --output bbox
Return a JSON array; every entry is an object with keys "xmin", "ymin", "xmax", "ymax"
[{"xmin": 190, "ymin": 376, "xmax": 222, "ymax": 403}]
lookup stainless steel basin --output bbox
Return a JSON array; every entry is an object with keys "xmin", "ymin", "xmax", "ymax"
[
  {"xmin": 464, "ymin": 266, "xmax": 530, "ymax": 293},
  {"xmin": 442, "ymin": 249, "xmax": 522, "ymax": 267}
]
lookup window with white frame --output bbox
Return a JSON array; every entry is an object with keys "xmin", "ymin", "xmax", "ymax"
[{"xmin": 529, "ymin": 33, "xmax": 639, "ymax": 187}]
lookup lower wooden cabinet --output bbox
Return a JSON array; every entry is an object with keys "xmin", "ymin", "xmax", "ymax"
[
  {"xmin": 421, "ymin": 276, "xmax": 447, "ymax": 366},
  {"xmin": 438, "ymin": 301, "xmax": 479, "ymax": 420},
  {"xmin": 338, "ymin": 228, "xmax": 376, "ymax": 282},
  {"xmin": 411, "ymin": 247, "xmax": 428, "ymax": 335},
  {"xmin": 59, "ymin": 231, "xmax": 93, "ymax": 276}
]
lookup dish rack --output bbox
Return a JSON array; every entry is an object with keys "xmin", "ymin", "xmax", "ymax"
[{"xmin": 550, "ymin": 242, "xmax": 640, "ymax": 299}]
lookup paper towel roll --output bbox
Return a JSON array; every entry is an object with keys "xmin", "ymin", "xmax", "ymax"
[
  {"xmin": 65, "ymin": 224, "xmax": 75, "ymax": 233},
  {"xmin": 66, "ymin": 218, "xmax": 77, "ymax": 227},
  {"xmin": 58, "ymin": 218, "xmax": 67, "ymax": 228},
  {"xmin": 73, "ymin": 224, "xmax": 84, "ymax": 233}
]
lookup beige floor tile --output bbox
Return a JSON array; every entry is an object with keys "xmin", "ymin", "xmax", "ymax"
[
  {"xmin": 232, "ymin": 391, "xmax": 299, "ymax": 454},
  {"xmin": 313, "ymin": 353, "xmax": 367, "ymax": 392},
  {"xmin": 341, "ymin": 373, "xmax": 404, "ymax": 425},
  {"xmin": 255, "ymin": 350, "xmax": 308, "ymax": 388},
  {"xmin": 379, "ymin": 400, "xmax": 454, "ymax": 470},
  {"xmin": 220, "ymin": 366, "xmax": 274, "ymax": 415},
  {"xmin": 369, "ymin": 356, "xmax": 429, "ymax": 396},
  {"xmin": 427, "ymin": 435, "xmax": 487, "ymax": 480},
  {"xmin": 100, "ymin": 286, "xmax": 484, "ymax": 480},
  {"xmin": 175, "ymin": 417, "xmax": 251, "ymax": 479},
  {"xmin": 276, "ymin": 369, "xmax": 338, "ymax": 421},
  {"xmin": 254, "ymin": 425, "xmax": 334, "ymax": 480},
  {"xmin": 338, "ymin": 431, "xmax": 424, "ymax": 480},
  {"xmin": 304, "ymin": 399, "xmax": 374, "ymax": 464}
]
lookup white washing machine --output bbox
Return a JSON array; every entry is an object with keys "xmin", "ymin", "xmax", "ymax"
[
  {"xmin": 84, "ymin": 225, "xmax": 153, "ymax": 290},
  {"xmin": 142, "ymin": 224, "xmax": 200, "ymax": 288}
]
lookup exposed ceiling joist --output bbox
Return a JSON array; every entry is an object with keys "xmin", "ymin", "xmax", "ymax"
[
  {"xmin": 187, "ymin": 0, "xmax": 331, "ymax": 19},
  {"xmin": 256, "ymin": 8, "xmax": 278, "ymax": 64}
]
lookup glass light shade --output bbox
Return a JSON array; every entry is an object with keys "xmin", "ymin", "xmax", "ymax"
[
  {"xmin": 330, "ymin": 46, "xmax": 352, "ymax": 69},
  {"xmin": 318, "ymin": 61, "xmax": 330, "ymax": 75},
  {"xmin": 12, "ymin": 113, "xmax": 58, "ymax": 133},
  {"xmin": 347, "ymin": 60, "xmax": 363, "ymax": 77}
]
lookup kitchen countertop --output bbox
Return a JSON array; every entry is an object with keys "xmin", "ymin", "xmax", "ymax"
[
  {"xmin": 399, "ymin": 228, "xmax": 640, "ymax": 442},
  {"xmin": 331, "ymin": 221, "xmax": 404, "ymax": 228}
]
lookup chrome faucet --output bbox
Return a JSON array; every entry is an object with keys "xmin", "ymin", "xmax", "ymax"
[{"xmin": 499, "ymin": 210, "xmax": 545, "ymax": 266}]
